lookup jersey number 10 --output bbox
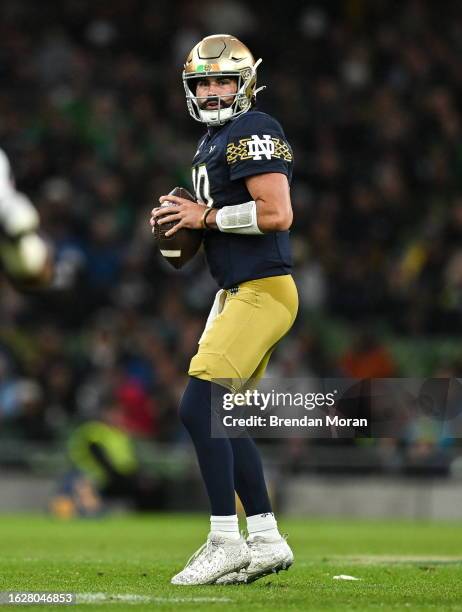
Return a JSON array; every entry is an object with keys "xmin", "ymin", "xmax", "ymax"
[{"xmin": 192, "ymin": 165, "xmax": 214, "ymax": 207}]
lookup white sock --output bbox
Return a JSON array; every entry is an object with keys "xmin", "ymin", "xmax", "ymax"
[
  {"xmin": 247, "ymin": 512, "xmax": 281, "ymax": 540},
  {"xmin": 210, "ymin": 514, "xmax": 240, "ymax": 540}
]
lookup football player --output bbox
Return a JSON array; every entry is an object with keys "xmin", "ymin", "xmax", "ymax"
[
  {"xmin": 151, "ymin": 34, "xmax": 298, "ymax": 585},
  {"xmin": 0, "ymin": 148, "xmax": 52, "ymax": 289}
]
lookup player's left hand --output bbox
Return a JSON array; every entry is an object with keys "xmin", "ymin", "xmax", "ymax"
[{"xmin": 150, "ymin": 195, "xmax": 208, "ymax": 236}]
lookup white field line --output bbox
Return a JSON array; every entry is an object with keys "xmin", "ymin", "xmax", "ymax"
[
  {"xmin": 328, "ymin": 555, "xmax": 462, "ymax": 565},
  {"xmin": 76, "ymin": 593, "xmax": 233, "ymax": 604}
]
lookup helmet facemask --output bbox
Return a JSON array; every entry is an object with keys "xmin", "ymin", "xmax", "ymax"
[{"xmin": 183, "ymin": 59, "xmax": 264, "ymax": 126}]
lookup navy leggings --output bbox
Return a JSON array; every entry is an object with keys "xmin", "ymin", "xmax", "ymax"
[{"xmin": 179, "ymin": 376, "xmax": 272, "ymax": 516}]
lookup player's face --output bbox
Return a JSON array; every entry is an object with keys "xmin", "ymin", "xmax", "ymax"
[{"xmin": 195, "ymin": 76, "xmax": 238, "ymax": 110}]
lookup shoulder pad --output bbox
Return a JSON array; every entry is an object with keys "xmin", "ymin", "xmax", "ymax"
[{"xmin": 229, "ymin": 111, "xmax": 284, "ymax": 136}]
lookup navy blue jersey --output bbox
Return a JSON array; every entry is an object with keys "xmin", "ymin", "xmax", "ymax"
[{"xmin": 191, "ymin": 110, "xmax": 293, "ymax": 289}]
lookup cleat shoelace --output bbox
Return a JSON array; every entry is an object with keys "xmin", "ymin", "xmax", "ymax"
[{"xmin": 184, "ymin": 538, "xmax": 219, "ymax": 574}]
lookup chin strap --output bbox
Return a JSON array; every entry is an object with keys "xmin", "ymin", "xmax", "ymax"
[
  {"xmin": 252, "ymin": 59, "xmax": 266, "ymax": 99},
  {"xmin": 199, "ymin": 105, "xmax": 234, "ymax": 126},
  {"xmin": 254, "ymin": 85, "xmax": 267, "ymax": 97}
]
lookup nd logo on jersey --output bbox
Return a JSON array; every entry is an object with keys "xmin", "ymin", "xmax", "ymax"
[
  {"xmin": 227, "ymin": 134, "xmax": 292, "ymax": 165},
  {"xmin": 247, "ymin": 135, "xmax": 274, "ymax": 160}
]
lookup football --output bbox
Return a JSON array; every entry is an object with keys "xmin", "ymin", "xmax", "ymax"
[{"xmin": 152, "ymin": 186, "xmax": 203, "ymax": 269}]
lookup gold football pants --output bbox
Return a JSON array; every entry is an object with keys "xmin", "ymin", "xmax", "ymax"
[{"xmin": 189, "ymin": 274, "xmax": 298, "ymax": 391}]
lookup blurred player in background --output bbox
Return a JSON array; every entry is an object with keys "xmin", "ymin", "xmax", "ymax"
[
  {"xmin": 151, "ymin": 35, "xmax": 297, "ymax": 585},
  {"xmin": 0, "ymin": 148, "xmax": 52, "ymax": 289}
]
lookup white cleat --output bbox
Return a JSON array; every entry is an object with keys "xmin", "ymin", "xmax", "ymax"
[
  {"xmin": 215, "ymin": 535, "xmax": 294, "ymax": 584},
  {"xmin": 171, "ymin": 533, "xmax": 251, "ymax": 585}
]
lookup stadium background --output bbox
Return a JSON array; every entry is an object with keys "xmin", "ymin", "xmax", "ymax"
[{"xmin": 1, "ymin": 0, "xmax": 462, "ymax": 516}]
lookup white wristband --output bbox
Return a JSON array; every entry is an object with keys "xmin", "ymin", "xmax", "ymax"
[{"xmin": 216, "ymin": 200, "xmax": 263, "ymax": 235}]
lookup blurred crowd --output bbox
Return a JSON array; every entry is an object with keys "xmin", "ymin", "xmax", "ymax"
[{"xmin": 1, "ymin": 0, "xmax": 462, "ymax": 463}]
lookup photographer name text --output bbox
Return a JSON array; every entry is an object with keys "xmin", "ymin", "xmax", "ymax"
[{"xmin": 222, "ymin": 415, "xmax": 368, "ymax": 428}]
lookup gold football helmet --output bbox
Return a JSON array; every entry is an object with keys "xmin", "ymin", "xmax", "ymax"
[{"xmin": 183, "ymin": 34, "xmax": 265, "ymax": 126}]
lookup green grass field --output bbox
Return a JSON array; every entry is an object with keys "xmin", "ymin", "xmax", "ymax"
[{"xmin": 0, "ymin": 514, "xmax": 461, "ymax": 611}]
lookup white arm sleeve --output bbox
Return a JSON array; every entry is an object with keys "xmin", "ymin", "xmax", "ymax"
[{"xmin": 215, "ymin": 200, "xmax": 263, "ymax": 235}]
